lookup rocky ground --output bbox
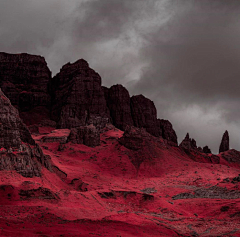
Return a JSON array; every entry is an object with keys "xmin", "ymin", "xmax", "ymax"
[{"xmin": 0, "ymin": 124, "xmax": 239, "ymax": 236}]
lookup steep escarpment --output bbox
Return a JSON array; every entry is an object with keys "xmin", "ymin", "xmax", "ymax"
[
  {"xmin": 104, "ymin": 84, "xmax": 133, "ymax": 130},
  {"xmin": 49, "ymin": 58, "xmax": 178, "ymax": 146},
  {"xmin": 157, "ymin": 119, "xmax": 178, "ymax": 146},
  {"xmin": 50, "ymin": 59, "xmax": 110, "ymax": 128},
  {"xmin": 0, "ymin": 52, "xmax": 51, "ymax": 125},
  {"xmin": 0, "ymin": 89, "xmax": 51, "ymax": 177},
  {"xmin": 130, "ymin": 94, "xmax": 161, "ymax": 137}
]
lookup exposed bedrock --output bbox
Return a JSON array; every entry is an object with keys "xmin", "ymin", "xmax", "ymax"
[
  {"xmin": 0, "ymin": 89, "xmax": 51, "ymax": 177},
  {"xmin": 50, "ymin": 59, "xmax": 110, "ymax": 128},
  {"xmin": 68, "ymin": 124, "xmax": 100, "ymax": 147},
  {"xmin": 157, "ymin": 119, "xmax": 178, "ymax": 146},
  {"xmin": 219, "ymin": 130, "xmax": 229, "ymax": 153},
  {"xmin": 0, "ymin": 52, "xmax": 51, "ymax": 125},
  {"xmin": 130, "ymin": 94, "xmax": 161, "ymax": 137},
  {"xmin": 104, "ymin": 84, "xmax": 133, "ymax": 131},
  {"xmin": 179, "ymin": 133, "xmax": 197, "ymax": 150}
]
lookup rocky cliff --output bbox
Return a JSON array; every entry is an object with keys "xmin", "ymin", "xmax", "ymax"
[
  {"xmin": 157, "ymin": 119, "xmax": 178, "ymax": 146},
  {"xmin": 130, "ymin": 94, "xmax": 161, "ymax": 137},
  {"xmin": 0, "ymin": 53, "xmax": 179, "ymax": 146},
  {"xmin": 0, "ymin": 52, "xmax": 51, "ymax": 125},
  {"xmin": 0, "ymin": 89, "xmax": 51, "ymax": 177},
  {"xmin": 104, "ymin": 84, "xmax": 133, "ymax": 130},
  {"xmin": 50, "ymin": 59, "xmax": 110, "ymax": 128}
]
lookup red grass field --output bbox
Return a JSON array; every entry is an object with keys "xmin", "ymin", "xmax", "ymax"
[{"xmin": 0, "ymin": 126, "xmax": 240, "ymax": 236}]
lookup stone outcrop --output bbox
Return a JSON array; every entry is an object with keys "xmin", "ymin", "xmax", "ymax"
[
  {"xmin": 179, "ymin": 133, "xmax": 219, "ymax": 164},
  {"xmin": 0, "ymin": 52, "xmax": 51, "ymax": 125},
  {"xmin": 118, "ymin": 126, "xmax": 148, "ymax": 151},
  {"xmin": 157, "ymin": 119, "xmax": 178, "ymax": 146},
  {"xmin": 179, "ymin": 133, "xmax": 197, "ymax": 150},
  {"xmin": 104, "ymin": 84, "xmax": 133, "ymax": 130},
  {"xmin": 50, "ymin": 59, "xmax": 110, "ymax": 128},
  {"xmin": 42, "ymin": 129, "xmax": 70, "ymax": 143},
  {"xmin": 203, "ymin": 146, "xmax": 211, "ymax": 154},
  {"xmin": 67, "ymin": 124, "xmax": 100, "ymax": 147},
  {"xmin": 219, "ymin": 130, "xmax": 229, "ymax": 153},
  {"xmin": 0, "ymin": 89, "xmax": 51, "ymax": 177},
  {"xmin": 118, "ymin": 126, "xmax": 160, "ymax": 170},
  {"xmin": 130, "ymin": 95, "xmax": 160, "ymax": 137}
]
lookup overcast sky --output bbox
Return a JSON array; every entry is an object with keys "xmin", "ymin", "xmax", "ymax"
[{"xmin": 1, "ymin": 0, "xmax": 240, "ymax": 153}]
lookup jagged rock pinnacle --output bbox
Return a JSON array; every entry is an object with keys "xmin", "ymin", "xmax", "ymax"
[{"xmin": 219, "ymin": 130, "xmax": 229, "ymax": 153}]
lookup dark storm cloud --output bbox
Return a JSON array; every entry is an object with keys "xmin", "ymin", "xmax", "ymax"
[{"xmin": 1, "ymin": 0, "xmax": 240, "ymax": 152}]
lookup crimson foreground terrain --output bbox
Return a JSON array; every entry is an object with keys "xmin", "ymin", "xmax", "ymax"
[{"xmin": 0, "ymin": 52, "xmax": 240, "ymax": 236}]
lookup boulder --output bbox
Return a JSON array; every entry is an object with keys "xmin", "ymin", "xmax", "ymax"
[{"xmin": 68, "ymin": 124, "xmax": 100, "ymax": 147}]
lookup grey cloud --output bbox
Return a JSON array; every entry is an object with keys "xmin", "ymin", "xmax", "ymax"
[{"xmin": 127, "ymin": 0, "xmax": 240, "ymax": 152}]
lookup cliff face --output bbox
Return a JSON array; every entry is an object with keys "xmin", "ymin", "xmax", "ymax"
[
  {"xmin": 130, "ymin": 94, "xmax": 161, "ymax": 137},
  {"xmin": 158, "ymin": 119, "xmax": 178, "ymax": 146},
  {"xmin": 104, "ymin": 84, "xmax": 133, "ymax": 131},
  {"xmin": 50, "ymin": 59, "xmax": 110, "ymax": 128},
  {"xmin": 0, "ymin": 89, "xmax": 51, "ymax": 177},
  {"xmin": 0, "ymin": 53, "xmax": 179, "ymax": 146},
  {"xmin": 0, "ymin": 52, "xmax": 51, "ymax": 124}
]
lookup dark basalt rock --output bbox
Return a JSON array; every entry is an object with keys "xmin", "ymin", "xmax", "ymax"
[
  {"xmin": 130, "ymin": 95, "xmax": 160, "ymax": 137},
  {"xmin": 0, "ymin": 89, "xmax": 51, "ymax": 177},
  {"xmin": 104, "ymin": 84, "xmax": 133, "ymax": 130},
  {"xmin": 220, "ymin": 149, "xmax": 240, "ymax": 164},
  {"xmin": 158, "ymin": 119, "xmax": 178, "ymax": 146},
  {"xmin": 219, "ymin": 130, "xmax": 229, "ymax": 153},
  {"xmin": 0, "ymin": 52, "xmax": 51, "ymax": 125},
  {"xmin": 118, "ymin": 126, "xmax": 160, "ymax": 170},
  {"xmin": 19, "ymin": 187, "xmax": 59, "ymax": 200},
  {"xmin": 68, "ymin": 124, "xmax": 100, "ymax": 147},
  {"xmin": 50, "ymin": 59, "xmax": 110, "ymax": 129},
  {"xmin": 179, "ymin": 133, "xmax": 197, "ymax": 150},
  {"xmin": 118, "ymin": 126, "xmax": 147, "ymax": 151},
  {"xmin": 203, "ymin": 146, "xmax": 211, "ymax": 154},
  {"xmin": 179, "ymin": 133, "xmax": 219, "ymax": 164}
]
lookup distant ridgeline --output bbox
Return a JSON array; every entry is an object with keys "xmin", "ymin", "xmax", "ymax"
[{"xmin": 0, "ymin": 52, "xmax": 230, "ymax": 154}]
